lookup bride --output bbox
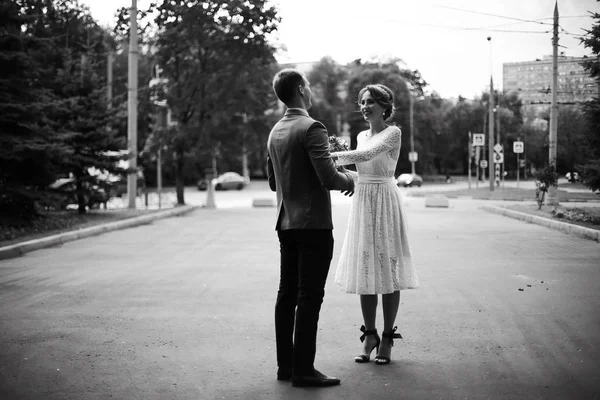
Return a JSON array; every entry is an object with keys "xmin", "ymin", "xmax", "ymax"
[{"xmin": 330, "ymin": 84, "xmax": 419, "ymax": 365}]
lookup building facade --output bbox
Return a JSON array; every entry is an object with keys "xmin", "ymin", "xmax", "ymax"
[{"xmin": 503, "ymin": 54, "xmax": 598, "ymax": 114}]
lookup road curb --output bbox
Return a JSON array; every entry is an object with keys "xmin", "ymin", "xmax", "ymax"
[
  {"xmin": 481, "ymin": 205, "xmax": 600, "ymax": 242},
  {"xmin": 0, "ymin": 205, "xmax": 198, "ymax": 260}
]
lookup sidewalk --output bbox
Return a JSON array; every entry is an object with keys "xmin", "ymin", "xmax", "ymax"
[
  {"xmin": 0, "ymin": 197, "xmax": 599, "ymax": 399},
  {"xmin": 0, "ymin": 205, "xmax": 197, "ymax": 260}
]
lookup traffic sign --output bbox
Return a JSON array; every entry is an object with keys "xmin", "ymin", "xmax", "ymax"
[
  {"xmin": 513, "ymin": 141, "xmax": 524, "ymax": 153},
  {"xmin": 473, "ymin": 134, "xmax": 485, "ymax": 147},
  {"xmin": 494, "ymin": 153, "xmax": 504, "ymax": 164},
  {"xmin": 480, "ymin": 160, "xmax": 488, "ymax": 168},
  {"xmin": 493, "ymin": 143, "xmax": 503, "ymax": 154},
  {"xmin": 409, "ymin": 151, "xmax": 418, "ymax": 162}
]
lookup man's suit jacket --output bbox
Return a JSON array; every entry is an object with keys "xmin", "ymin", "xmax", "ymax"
[{"xmin": 267, "ymin": 108, "xmax": 354, "ymax": 230}]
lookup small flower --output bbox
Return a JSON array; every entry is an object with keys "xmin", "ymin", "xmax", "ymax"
[{"xmin": 328, "ymin": 135, "xmax": 349, "ymax": 153}]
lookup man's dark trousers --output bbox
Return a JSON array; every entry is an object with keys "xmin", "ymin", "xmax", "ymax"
[{"xmin": 275, "ymin": 229, "xmax": 334, "ymax": 376}]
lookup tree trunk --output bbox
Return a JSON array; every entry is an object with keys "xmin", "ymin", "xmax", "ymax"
[
  {"xmin": 175, "ymin": 149, "xmax": 185, "ymax": 205},
  {"xmin": 75, "ymin": 177, "xmax": 87, "ymax": 215}
]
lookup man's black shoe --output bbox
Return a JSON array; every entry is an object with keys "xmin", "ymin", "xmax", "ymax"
[
  {"xmin": 291, "ymin": 369, "xmax": 341, "ymax": 387},
  {"xmin": 277, "ymin": 367, "xmax": 293, "ymax": 381}
]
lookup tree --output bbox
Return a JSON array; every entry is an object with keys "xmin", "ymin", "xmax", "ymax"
[
  {"xmin": 51, "ymin": 51, "xmax": 123, "ymax": 214},
  {"xmin": 0, "ymin": 0, "xmax": 63, "ymax": 223},
  {"xmin": 556, "ymin": 106, "xmax": 592, "ymax": 174},
  {"xmin": 411, "ymin": 93, "xmax": 453, "ymax": 175},
  {"xmin": 151, "ymin": 0, "xmax": 279, "ymax": 204},
  {"xmin": 344, "ymin": 58, "xmax": 427, "ymax": 176},
  {"xmin": 307, "ymin": 56, "xmax": 348, "ymax": 136},
  {"xmin": 36, "ymin": 0, "xmax": 126, "ymax": 214},
  {"xmin": 580, "ymin": 10, "xmax": 600, "ymax": 193}
]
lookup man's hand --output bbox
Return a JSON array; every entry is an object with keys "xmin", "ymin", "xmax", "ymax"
[{"xmin": 342, "ymin": 174, "xmax": 355, "ymax": 197}]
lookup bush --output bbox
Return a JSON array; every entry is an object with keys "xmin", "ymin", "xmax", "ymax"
[
  {"xmin": 580, "ymin": 160, "xmax": 600, "ymax": 195},
  {"xmin": 0, "ymin": 189, "xmax": 38, "ymax": 226},
  {"xmin": 535, "ymin": 164, "xmax": 558, "ymax": 189}
]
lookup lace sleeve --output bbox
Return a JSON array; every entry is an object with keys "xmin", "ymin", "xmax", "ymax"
[{"xmin": 332, "ymin": 126, "xmax": 401, "ymax": 165}]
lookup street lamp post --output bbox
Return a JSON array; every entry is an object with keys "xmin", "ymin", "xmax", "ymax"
[
  {"xmin": 409, "ymin": 92, "xmax": 415, "ymax": 175},
  {"xmin": 487, "ymin": 36, "xmax": 494, "ymax": 192}
]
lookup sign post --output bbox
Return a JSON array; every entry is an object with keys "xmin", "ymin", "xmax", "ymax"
[
  {"xmin": 493, "ymin": 143, "xmax": 504, "ymax": 187},
  {"xmin": 513, "ymin": 140, "xmax": 524, "ymax": 188},
  {"xmin": 472, "ymin": 133, "xmax": 484, "ymax": 188},
  {"xmin": 468, "ymin": 132, "xmax": 472, "ymax": 189}
]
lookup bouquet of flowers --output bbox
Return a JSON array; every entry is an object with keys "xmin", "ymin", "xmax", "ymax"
[{"xmin": 328, "ymin": 135, "xmax": 349, "ymax": 153}]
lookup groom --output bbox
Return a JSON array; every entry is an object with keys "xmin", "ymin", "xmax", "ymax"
[{"xmin": 267, "ymin": 69, "xmax": 355, "ymax": 387}]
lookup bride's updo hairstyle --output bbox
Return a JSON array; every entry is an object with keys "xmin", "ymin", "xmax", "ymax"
[{"xmin": 357, "ymin": 84, "xmax": 396, "ymax": 120}]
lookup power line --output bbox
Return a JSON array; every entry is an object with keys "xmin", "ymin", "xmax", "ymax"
[
  {"xmin": 472, "ymin": 15, "xmax": 590, "ymax": 30},
  {"xmin": 419, "ymin": 22, "xmax": 549, "ymax": 34},
  {"xmin": 559, "ymin": 25, "xmax": 584, "ymax": 37},
  {"xmin": 473, "ymin": 17, "xmax": 551, "ymax": 30},
  {"xmin": 430, "ymin": 4, "xmax": 554, "ymax": 26}
]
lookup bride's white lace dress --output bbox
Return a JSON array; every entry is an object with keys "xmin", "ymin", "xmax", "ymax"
[{"xmin": 332, "ymin": 125, "xmax": 419, "ymax": 294}]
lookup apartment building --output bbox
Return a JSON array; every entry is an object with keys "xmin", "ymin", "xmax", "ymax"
[{"xmin": 503, "ymin": 54, "xmax": 598, "ymax": 114}]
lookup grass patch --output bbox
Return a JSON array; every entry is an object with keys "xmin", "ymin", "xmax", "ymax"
[
  {"xmin": 0, "ymin": 208, "xmax": 161, "ymax": 248},
  {"xmin": 407, "ymin": 187, "xmax": 599, "ymax": 202},
  {"xmin": 504, "ymin": 204, "xmax": 600, "ymax": 231}
]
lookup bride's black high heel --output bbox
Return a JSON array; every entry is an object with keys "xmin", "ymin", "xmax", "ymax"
[
  {"xmin": 354, "ymin": 325, "xmax": 381, "ymax": 363},
  {"xmin": 375, "ymin": 326, "xmax": 402, "ymax": 365}
]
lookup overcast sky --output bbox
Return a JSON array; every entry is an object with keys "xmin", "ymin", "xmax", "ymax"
[{"xmin": 82, "ymin": 0, "xmax": 598, "ymax": 99}]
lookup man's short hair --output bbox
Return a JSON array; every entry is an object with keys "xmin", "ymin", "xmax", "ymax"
[{"xmin": 273, "ymin": 69, "xmax": 305, "ymax": 105}]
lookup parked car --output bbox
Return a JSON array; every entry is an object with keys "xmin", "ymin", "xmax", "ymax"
[
  {"xmin": 48, "ymin": 178, "xmax": 109, "ymax": 209},
  {"xmin": 197, "ymin": 179, "xmax": 208, "ymax": 191},
  {"xmin": 565, "ymin": 171, "xmax": 580, "ymax": 183},
  {"xmin": 197, "ymin": 172, "xmax": 249, "ymax": 191},
  {"xmin": 396, "ymin": 173, "xmax": 423, "ymax": 187},
  {"xmin": 107, "ymin": 175, "xmax": 146, "ymax": 198}
]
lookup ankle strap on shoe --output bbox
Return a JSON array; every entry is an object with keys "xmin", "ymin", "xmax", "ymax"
[
  {"xmin": 359, "ymin": 325, "xmax": 378, "ymax": 342},
  {"xmin": 382, "ymin": 326, "xmax": 402, "ymax": 345}
]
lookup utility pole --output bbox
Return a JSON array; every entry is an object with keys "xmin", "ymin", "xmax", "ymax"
[
  {"xmin": 242, "ymin": 114, "xmax": 250, "ymax": 182},
  {"xmin": 497, "ymin": 99, "xmax": 504, "ymax": 188},
  {"xmin": 487, "ymin": 36, "xmax": 494, "ymax": 192},
  {"xmin": 547, "ymin": 1, "xmax": 559, "ymax": 206},
  {"xmin": 409, "ymin": 93, "xmax": 415, "ymax": 175},
  {"xmin": 488, "ymin": 76, "xmax": 495, "ymax": 192},
  {"xmin": 127, "ymin": 0, "xmax": 138, "ymax": 209}
]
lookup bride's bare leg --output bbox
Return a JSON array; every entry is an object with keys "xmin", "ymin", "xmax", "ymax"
[
  {"xmin": 360, "ymin": 294, "xmax": 378, "ymax": 354},
  {"xmin": 378, "ymin": 290, "xmax": 401, "ymax": 360}
]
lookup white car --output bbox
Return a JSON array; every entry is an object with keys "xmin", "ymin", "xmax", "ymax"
[
  {"xmin": 396, "ymin": 173, "xmax": 423, "ymax": 187},
  {"xmin": 198, "ymin": 172, "xmax": 249, "ymax": 191}
]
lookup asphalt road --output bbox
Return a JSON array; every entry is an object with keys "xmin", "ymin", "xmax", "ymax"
[{"xmin": 1, "ymin": 195, "xmax": 599, "ymax": 400}]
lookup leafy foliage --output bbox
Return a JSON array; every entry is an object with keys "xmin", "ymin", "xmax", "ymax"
[
  {"xmin": 307, "ymin": 56, "xmax": 349, "ymax": 136},
  {"xmin": 150, "ymin": 0, "xmax": 280, "ymax": 204},
  {"xmin": 1, "ymin": 0, "xmax": 127, "ymax": 222},
  {"xmin": 0, "ymin": 0, "xmax": 68, "ymax": 222},
  {"xmin": 535, "ymin": 164, "xmax": 558, "ymax": 190},
  {"xmin": 552, "ymin": 206, "xmax": 600, "ymax": 224},
  {"xmin": 579, "ymin": 11, "xmax": 600, "ymax": 192},
  {"xmin": 343, "ymin": 58, "xmax": 428, "ymax": 175}
]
